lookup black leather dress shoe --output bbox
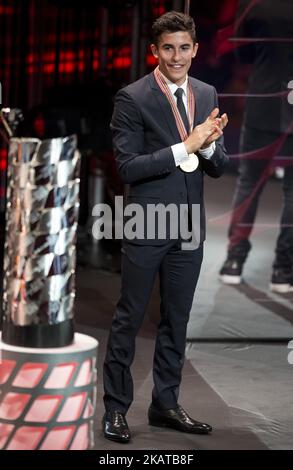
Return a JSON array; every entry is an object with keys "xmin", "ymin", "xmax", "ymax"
[
  {"xmin": 148, "ymin": 404, "xmax": 212, "ymax": 435},
  {"xmin": 103, "ymin": 411, "xmax": 131, "ymax": 443}
]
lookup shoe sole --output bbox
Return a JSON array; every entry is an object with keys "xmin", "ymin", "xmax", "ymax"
[
  {"xmin": 270, "ymin": 283, "xmax": 293, "ymax": 294},
  {"xmin": 104, "ymin": 433, "xmax": 130, "ymax": 443},
  {"xmin": 148, "ymin": 419, "xmax": 212, "ymax": 435},
  {"xmin": 219, "ymin": 274, "xmax": 242, "ymax": 285}
]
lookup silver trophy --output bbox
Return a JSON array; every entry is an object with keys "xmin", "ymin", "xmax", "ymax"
[{"xmin": 2, "ymin": 134, "xmax": 80, "ymax": 347}]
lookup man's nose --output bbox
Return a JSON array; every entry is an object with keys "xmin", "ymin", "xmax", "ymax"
[{"xmin": 172, "ymin": 49, "xmax": 181, "ymax": 61}]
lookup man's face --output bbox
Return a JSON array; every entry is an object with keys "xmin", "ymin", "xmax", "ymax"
[{"xmin": 151, "ymin": 31, "xmax": 198, "ymax": 86}]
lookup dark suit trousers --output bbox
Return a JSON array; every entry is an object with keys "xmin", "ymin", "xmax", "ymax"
[{"xmin": 103, "ymin": 239, "xmax": 203, "ymax": 413}]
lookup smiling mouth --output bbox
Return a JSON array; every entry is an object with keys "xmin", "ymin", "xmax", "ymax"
[{"xmin": 169, "ymin": 64, "xmax": 184, "ymax": 69}]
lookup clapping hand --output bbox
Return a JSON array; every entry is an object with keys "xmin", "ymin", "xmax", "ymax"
[{"xmin": 200, "ymin": 108, "xmax": 228, "ymax": 149}]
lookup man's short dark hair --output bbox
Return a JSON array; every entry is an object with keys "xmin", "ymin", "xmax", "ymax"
[{"xmin": 151, "ymin": 10, "xmax": 197, "ymax": 45}]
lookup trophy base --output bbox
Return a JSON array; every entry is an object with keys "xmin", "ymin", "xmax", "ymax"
[
  {"xmin": 0, "ymin": 331, "xmax": 98, "ymax": 450},
  {"xmin": 1, "ymin": 319, "xmax": 74, "ymax": 348}
]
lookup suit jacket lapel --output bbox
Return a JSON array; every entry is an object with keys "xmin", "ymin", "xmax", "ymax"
[
  {"xmin": 148, "ymin": 73, "xmax": 180, "ymax": 141},
  {"xmin": 190, "ymin": 80, "xmax": 201, "ymax": 128},
  {"xmin": 148, "ymin": 73, "xmax": 202, "ymax": 136}
]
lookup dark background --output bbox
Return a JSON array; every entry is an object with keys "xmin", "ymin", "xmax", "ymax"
[
  {"xmin": 0, "ymin": 0, "xmax": 291, "ymax": 271},
  {"xmin": 0, "ymin": 0, "xmax": 244, "ymax": 204}
]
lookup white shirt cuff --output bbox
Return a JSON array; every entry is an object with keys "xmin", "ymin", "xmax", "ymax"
[
  {"xmin": 171, "ymin": 142, "xmax": 189, "ymax": 166},
  {"xmin": 198, "ymin": 141, "xmax": 216, "ymax": 159}
]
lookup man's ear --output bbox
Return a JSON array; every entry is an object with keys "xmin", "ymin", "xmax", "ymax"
[
  {"xmin": 150, "ymin": 43, "xmax": 158, "ymax": 58},
  {"xmin": 192, "ymin": 43, "xmax": 199, "ymax": 58}
]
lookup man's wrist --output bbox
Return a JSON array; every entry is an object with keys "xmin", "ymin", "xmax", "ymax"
[
  {"xmin": 200, "ymin": 143, "xmax": 210, "ymax": 149},
  {"xmin": 184, "ymin": 141, "xmax": 198, "ymax": 154},
  {"xmin": 198, "ymin": 141, "xmax": 216, "ymax": 159},
  {"xmin": 172, "ymin": 142, "xmax": 189, "ymax": 166}
]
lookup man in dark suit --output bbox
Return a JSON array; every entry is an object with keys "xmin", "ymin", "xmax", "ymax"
[{"xmin": 103, "ymin": 11, "xmax": 228, "ymax": 443}]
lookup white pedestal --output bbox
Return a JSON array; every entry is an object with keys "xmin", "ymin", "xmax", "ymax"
[{"xmin": 0, "ymin": 332, "xmax": 98, "ymax": 450}]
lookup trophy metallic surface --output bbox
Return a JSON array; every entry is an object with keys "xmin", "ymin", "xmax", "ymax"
[
  {"xmin": 2, "ymin": 135, "xmax": 80, "ymax": 348},
  {"xmin": 0, "ymin": 130, "xmax": 98, "ymax": 449}
]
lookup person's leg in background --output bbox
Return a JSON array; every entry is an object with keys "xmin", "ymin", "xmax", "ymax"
[
  {"xmin": 220, "ymin": 126, "xmax": 278, "ymax": 284},
  {"xmin": 271, "ymin": 138, "xmax": 293, "ymax": 292}
]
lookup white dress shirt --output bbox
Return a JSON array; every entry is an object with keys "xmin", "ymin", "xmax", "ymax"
[{"xmin": 159, "ymin": 72, "xmax": 216, "ymax": 166}]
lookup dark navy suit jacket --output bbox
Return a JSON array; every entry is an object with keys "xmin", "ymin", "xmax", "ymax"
[{"xmin": 110, "ymin": 72, "xmax": 228, "ymax": 245}]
